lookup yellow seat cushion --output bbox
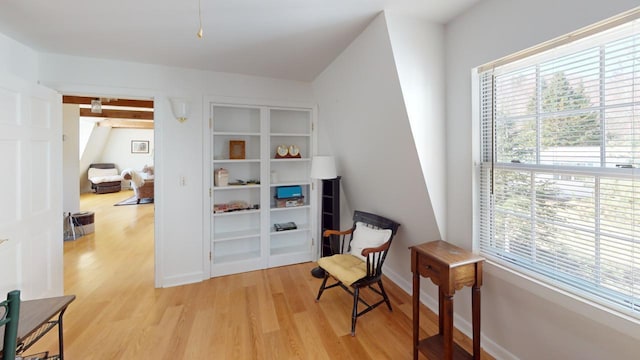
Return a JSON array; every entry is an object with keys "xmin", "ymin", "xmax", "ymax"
[{"xmin": 317, "ymin": 254, "xmax": 366, "ymax": 286}]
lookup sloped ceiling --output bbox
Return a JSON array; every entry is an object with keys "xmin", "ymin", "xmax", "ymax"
[{"xmin": 0, "ymin": 0, "xmax": 480, "ymax": 81}]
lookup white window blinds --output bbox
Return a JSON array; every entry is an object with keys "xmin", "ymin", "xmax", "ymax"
[{"xmin": 478, "ymin": 11, "xmax": 640, "ymax": 317}]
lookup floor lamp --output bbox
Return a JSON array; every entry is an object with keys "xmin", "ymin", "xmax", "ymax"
[{"xmin": 310, "ymin": 156, "xmax": 340, "ymax": 278}]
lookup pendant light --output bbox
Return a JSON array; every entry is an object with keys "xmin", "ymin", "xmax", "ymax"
[{"xmin": 197, "ymin": 0, "xmax": 203, "ymax": 39}]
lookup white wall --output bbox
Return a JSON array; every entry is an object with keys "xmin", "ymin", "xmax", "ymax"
[
  {"xmin": 0, "ymin": 33, "xmax": 38, "ymax": 81},
  {"xmin": 385, "ymin": 13, "xmax": 446, "ymax": 239},
  {"xmin": 313, "ymin": 13, "xmax": 443, "ymax": 287},
  {"xmin": 101, "ymin": 128, "xmax": 154, "ymax": 172},
  {"xmin": 62, "ymin": 104, "xmax": 80, "ymax": 213},
  {"xmin": 37, "ymin": 52, "xmax": 315, "ymax": 287},
  {"xmin": 445, "ymin": 1, "xmax": 640, "ymax": 359},
  {"xmin": 79, "ymin": 125, "xmax": 112, "ymax": 193}
]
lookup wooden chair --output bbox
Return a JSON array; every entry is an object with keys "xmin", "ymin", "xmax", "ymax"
[
  {"xmin": 1, "ymin": 290, "xmax": 21, "ymax": 360},
  {"xmin": 315, "ymin": 210, "xmax": 400, "ymax": 335}
]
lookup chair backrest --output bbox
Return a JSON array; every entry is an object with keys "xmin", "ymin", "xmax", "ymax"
[
  {"xmin": 0, "ymin": 290, "xmax": 21, "ymax": 360},
  {"xmin": 349, "ymin": 211, "xmax": 400, "ymax": 280}
]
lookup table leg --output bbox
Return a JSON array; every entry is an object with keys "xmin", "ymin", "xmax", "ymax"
[
  {"xmin": 58, "ymin": 307, "xmax": 68, "ymax": 360},
  {"xmin": 438, "ymin": 288, "xmax": 444, "ymax": 334},
  {"xmin": 472, "ymin": 285, "xmax": 481, "ymax": 360},
  {"xmin": 413, "ymin": 271, "xmax": 420, "ymax": 360},
  {"xmin": 442, "ymin": 293, "xmax": 454, "ymax": 360}
]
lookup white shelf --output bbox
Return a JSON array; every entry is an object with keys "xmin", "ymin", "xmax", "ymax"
[
  {"xmin": 270, "ymin": 225, "xmax": 309, "ymax": 235},
  {"xmin": 214, "ymin": 184, "xmax": 261, "ymax": 190},
  {"xmin": 214, "ymin": 250, "xmax": 261, "ymax": 264},
  {"xmin": 270, "ymin": 181, "xmax": 310, "ymax": 187},
  {"xmin": 214, "ymin": 229, "xmax": 261, "ymax": 242},
  {"xmin": 270, "ymin": 158, "xmax": 310, "ymax": 162},
  {"xmin": 270, "ymin": 244, "xmax": 309, "ymax": 256},
  {"xmin": 270, "ymin": 205, "xmax": 310, "ymax": 212},
  {"xmin": 214, "ymin": 131, "xmax": 261, "ymax": 136},
  {"xmin": 213, "ymin": 159, "xmax": 260, "ymax": 163},
  {"xmin": 270, "ymin": 133, "xmax": 311, "ymax": 137},
  {"xmin": 213, "ymin": 209, "xmax": 261, "ymax": 216}
]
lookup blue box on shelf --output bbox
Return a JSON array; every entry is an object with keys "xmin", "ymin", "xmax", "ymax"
[{"xmin": 276, "ymin": 185, "xmax": 302, "ymax": 199}]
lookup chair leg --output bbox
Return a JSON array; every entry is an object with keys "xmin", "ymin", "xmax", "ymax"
[
  {"xmin": 378, "ymin": 280, "xmax": 392, "ymax": 311},
  {"xmin": 316, "ymin": 273, "xmax": 329, "ymax": 301},
  {"xmin": 351, "ymin": 287, "xmax": 360, "ymax": 336}
]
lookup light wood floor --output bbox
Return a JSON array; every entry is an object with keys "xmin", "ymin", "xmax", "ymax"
[{"xmin": 31, "ymin": 190, "xmax": 494, "ymax": 359}]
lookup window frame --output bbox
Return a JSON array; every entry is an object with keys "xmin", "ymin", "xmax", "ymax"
[{"xmin": 474, "ymin": 7, "xmax": 640, "ymax": 322}]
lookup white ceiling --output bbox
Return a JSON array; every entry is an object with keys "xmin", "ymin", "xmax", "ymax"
[{"xmin": 0, "ymin": 0, "xmax": 479, "ymax": 81}]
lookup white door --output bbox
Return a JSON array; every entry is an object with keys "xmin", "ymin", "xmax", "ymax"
[{"xmin": 0, "ymin": 71, "xmax": 63, "ymax": 299}]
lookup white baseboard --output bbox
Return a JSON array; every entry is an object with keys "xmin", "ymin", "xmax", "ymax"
[
  {"xmin": 384, "ymin": 267, "xmax": 518, "ymax": 360},
  {"xmin": 160, "ymin": 271, "xmax": 204, "ymax": 288}
]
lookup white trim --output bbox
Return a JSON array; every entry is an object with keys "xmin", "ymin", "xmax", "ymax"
[
  {"xmin": 160, "ymin": 271, "xmax": 205, "ymax": 288},
  {"xmin": 484, "ymin": 260, "xmax": 640, "ymax": 341},
  {"xmin": 38, "ymin": 81, "xmax": 166, "ymax": 288},
  {"xmin": 205, "ymin": 95, "xmax": 316, "ymax": 110}
]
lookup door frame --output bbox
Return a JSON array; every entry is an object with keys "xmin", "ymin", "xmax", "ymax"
[{"xmin": 51, "ymin": 84, "xmax": 163, "ymax": 287}]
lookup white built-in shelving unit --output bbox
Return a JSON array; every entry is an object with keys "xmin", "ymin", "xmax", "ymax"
[{"xmin": 209, "ymin": 101, "xmax": 317, "ymax": 277}]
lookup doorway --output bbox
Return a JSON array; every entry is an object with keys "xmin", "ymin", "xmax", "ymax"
[{"xmin": 61, "ymin": 95, "xmax": 156, "ymax": 293}]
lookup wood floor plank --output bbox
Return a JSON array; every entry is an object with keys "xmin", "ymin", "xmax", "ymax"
[{"xmin": 26, "ymin": 191, "xmax": 494, "ymax": 359}]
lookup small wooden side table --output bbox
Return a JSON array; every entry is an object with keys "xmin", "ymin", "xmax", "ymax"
[{"xmin": 411, "ymin": 241, "xmax": 484, "ymax": 360}]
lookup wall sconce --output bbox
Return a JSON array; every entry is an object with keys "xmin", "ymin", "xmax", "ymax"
[{"xmin": 170, "ymin": 98, "xmax": 191, "ymax": 123}]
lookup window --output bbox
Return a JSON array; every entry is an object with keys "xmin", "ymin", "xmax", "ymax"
[{"xmin": 478, "ymin": 9, "xmax": 640, "ymax": 318}]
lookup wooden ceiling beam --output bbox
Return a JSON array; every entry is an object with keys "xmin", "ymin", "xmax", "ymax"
[
  {"xmin": 98, "ymin": 119, "xmax": 154, "ymax": 129},
  {"xmin": 63, "ymin": 95, "xmax": 154, "ymax": 108},
  {"xmin": 79, "ymin": 108, "xmax": 154, "ymax": 120}
]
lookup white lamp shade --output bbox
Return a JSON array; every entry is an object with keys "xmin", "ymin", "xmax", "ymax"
[
  {"xmin": 170, "ymin": 98, "xmax": 191, "ymax": 122},
  {"xmin": 310, "ymin": 156, "xmax": 337, "ymax": 179}
]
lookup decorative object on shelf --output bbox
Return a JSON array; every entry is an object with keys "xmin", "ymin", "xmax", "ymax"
[
  {"xmin": 131, "ymin": 140, "xmax": 149, "ymax": 154},
  {"xmin": 274, "ymin": 222, "xmax": 297, "ymax": 231},
  {"xmin": 170, "ymin": 97, "xmax": 191, "ymax": 123},
  {"xmin": 213, "ymin": 201, "xmax": 258, "ymax": 213},
  {"xmin": 229, "ymin": 179, "xmax": 260, "ymax": 186},
  {"xmin": 288, "ymin": 144, "xmax": 301, "ymax": 158},
  {"xmin": 275, "ymin": 185, "xmax": 304, "ymax": 207},
  {"xmin": 310, "ymin": 155, "xmax": 340, "ymax": 279},
  {"xmin": 275, "ymin": 144, "xmax": 301, "ymax": 158},
  {"xmin": 275, "ymin": 196, "xmax": 304, "ymax": 208},
  {"xmin": 214, "ymin": 168, "xmax": 229, "ymax": 187},
  {"xmin": 276, "ymin": 186, "xmax": 302, "ymax": 198},
  {"xmin": 276, "ymin": 144, "xmax": 289, "ymax": 158},
  {"xmin": 229, "ymin": 140, "xmax": 246, "ymax": 159}
]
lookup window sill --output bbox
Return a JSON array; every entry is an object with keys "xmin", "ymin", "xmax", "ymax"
[{"xmin": 484, "ymin": 259, "xmax": 640, "ymax": 340}]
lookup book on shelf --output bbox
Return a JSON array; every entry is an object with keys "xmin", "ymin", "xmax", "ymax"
[{"xmin": 274, "ymin": 222, "xmax": 297, "ymax": 231}]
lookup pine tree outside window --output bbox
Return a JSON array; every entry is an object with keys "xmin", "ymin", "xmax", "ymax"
[{"xmin": 477, "ymin": 9, "xmax": 640, "ymax": 318}]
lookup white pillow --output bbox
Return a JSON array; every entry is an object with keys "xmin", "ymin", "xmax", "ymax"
[{"xmin": 349, "ymin": 222, "xmax": 392, "ymax": 261}]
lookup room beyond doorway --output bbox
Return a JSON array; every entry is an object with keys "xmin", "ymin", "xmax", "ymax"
[{"xmin": 61, "ymin": 93, "xmax": 156, "ymax": 296}]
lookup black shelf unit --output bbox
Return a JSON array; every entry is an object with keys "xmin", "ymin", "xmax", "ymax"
[{"xmin": 311, "ymin": 176, "xmax": 340, "ymax": 278}]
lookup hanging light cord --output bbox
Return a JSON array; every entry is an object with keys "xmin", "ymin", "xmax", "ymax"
[{"xmin": 197, "ymin": 0, "xmax": 203, "ymax": 38}]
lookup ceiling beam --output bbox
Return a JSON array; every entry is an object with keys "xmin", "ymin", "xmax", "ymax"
[
  {"xmin": 79, "ymin": 108, "xmax": 154, "ymax": 120},
  {"xmin": 63, "ymin": 95, "xmax": 154, "ymax": 108},
  {"xmin": 98, "ymin": 119, "xmax": 154, "ymax": 129}
]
